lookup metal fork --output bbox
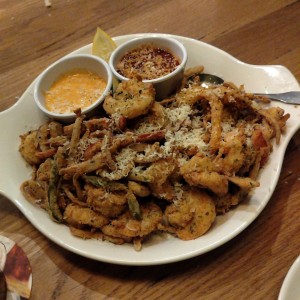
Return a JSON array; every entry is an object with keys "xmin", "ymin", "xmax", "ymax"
[
  {"xmin": 254, "ymin": 91, "xmax": 300, "ymax": 105},
  {"xmin": 197, "ymin": 73, "xmax": 300, "ymax": 105}
]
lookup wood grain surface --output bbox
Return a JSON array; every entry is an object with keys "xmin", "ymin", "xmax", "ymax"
[{"xmin": 1, "ymin": 1, "xmax": 300, "ymax": 299}]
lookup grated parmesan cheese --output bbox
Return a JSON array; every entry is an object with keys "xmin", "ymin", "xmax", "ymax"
[
  {"xmin": 165, "ymin": 105, "xmax": 193, "ymax": 129},
  {"xmin": 98, "ymin": 148, "xmax": 136, "ymax": 180},
  {"xmin": 163, "ymin": 127, "xmax": 209, "ymax": 157}
]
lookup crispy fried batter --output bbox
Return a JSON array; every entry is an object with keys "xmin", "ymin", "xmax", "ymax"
[
  {"xmin": 163, "ymin": 188, "xmax": 216, "ymax": 240},
  {"xmin": 19, "ymin": 67, "xmax": 289, "ymax": 250},
  {"xmin": 103, "ymin": 78, "xmax": 155, "ymax": 119}
]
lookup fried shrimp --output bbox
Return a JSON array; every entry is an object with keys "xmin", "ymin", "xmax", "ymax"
[
  {"xmin": 180, "ymin": 155, "xmax": 228, "ymax": 196},
  {"xmin": 19, "ymin": 131, "xmax": 44, "ymax": 165},
  {"xmin": 101, "ymin": 202, "xmax": 163, "ymax": 239},
  {"xmin": 20, "ymin": 180, "xmax": 47, "ymax": 207},
  {"xmin": 19, "ymin": 123, "xmax": 66, "ymax": 166},
  {"xmin": 128, "ymin": 157, "xmax": 176, "ymax": 183},
  {"xmin": 85, "ymin": 183, "xmax": 128, "ymax": 218},
  {"xmin": 64, "ymin": 204, "xmax": 109, "ymax": 228},
  {"xmin": 103, "ymin": 78, "xmax": 155, "ymax": 119},
  {"xmin": 214, "ymin": 128, "xmax": 246, "ymax": 175},
  {"xmin": 163, "ymin": 188, "xmax": 216, "ymax": 240},
  {"xmin": 128, "ymin": 181, "xmax": 151, "ymax": 197}
]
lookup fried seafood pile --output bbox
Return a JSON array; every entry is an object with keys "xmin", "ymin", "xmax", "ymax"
[{"xmin": 19, "ymin": 69, "xmax": 290, "ymax": 250}]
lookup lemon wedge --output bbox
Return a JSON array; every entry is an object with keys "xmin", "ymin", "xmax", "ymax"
[{"xmin": 92, "ymin": 27, "xmax": 117, "ymax": 62}]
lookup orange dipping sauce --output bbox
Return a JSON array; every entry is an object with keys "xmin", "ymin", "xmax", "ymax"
[{"xmin": 45, "ymin": 69, "xmax": 107, "ymax": 114}]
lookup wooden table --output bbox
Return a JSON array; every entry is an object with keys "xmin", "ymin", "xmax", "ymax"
[{"xmin": 1, "ymin": 1, "xmax": 300, "ymax": 299}]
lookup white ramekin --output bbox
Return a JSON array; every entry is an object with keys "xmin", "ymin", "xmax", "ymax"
[
  {"xmin": 34, "ymin": 54, "xmax": 113, "ymax": 123},
  {"xmin": 109, "ymin": 36, "xmax": 188, "ymax": 100}
]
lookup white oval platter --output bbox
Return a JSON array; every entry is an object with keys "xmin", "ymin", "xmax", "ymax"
[{"xmin": 0, "ymin": 34, "xmax": 299, "ymax": 266}]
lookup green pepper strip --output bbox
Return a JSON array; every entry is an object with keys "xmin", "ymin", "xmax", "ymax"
[
  {"xmin": 83, "ymin": 176, "xmax": 128, "ymax": 192},
  {"xmin": 47, "ymin": 159, "xmax": 63, "ymax": 222},
  {"xmin": 83, "ymin": 175, "xmax": 108, "ymax": 187},
  {"xmin": 127, "ymin": 191, "xmax": 141, "ymax": 220},
  {"xmin": 84, "ymin": 175, "xmax": 140, "ymax": 218}
]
